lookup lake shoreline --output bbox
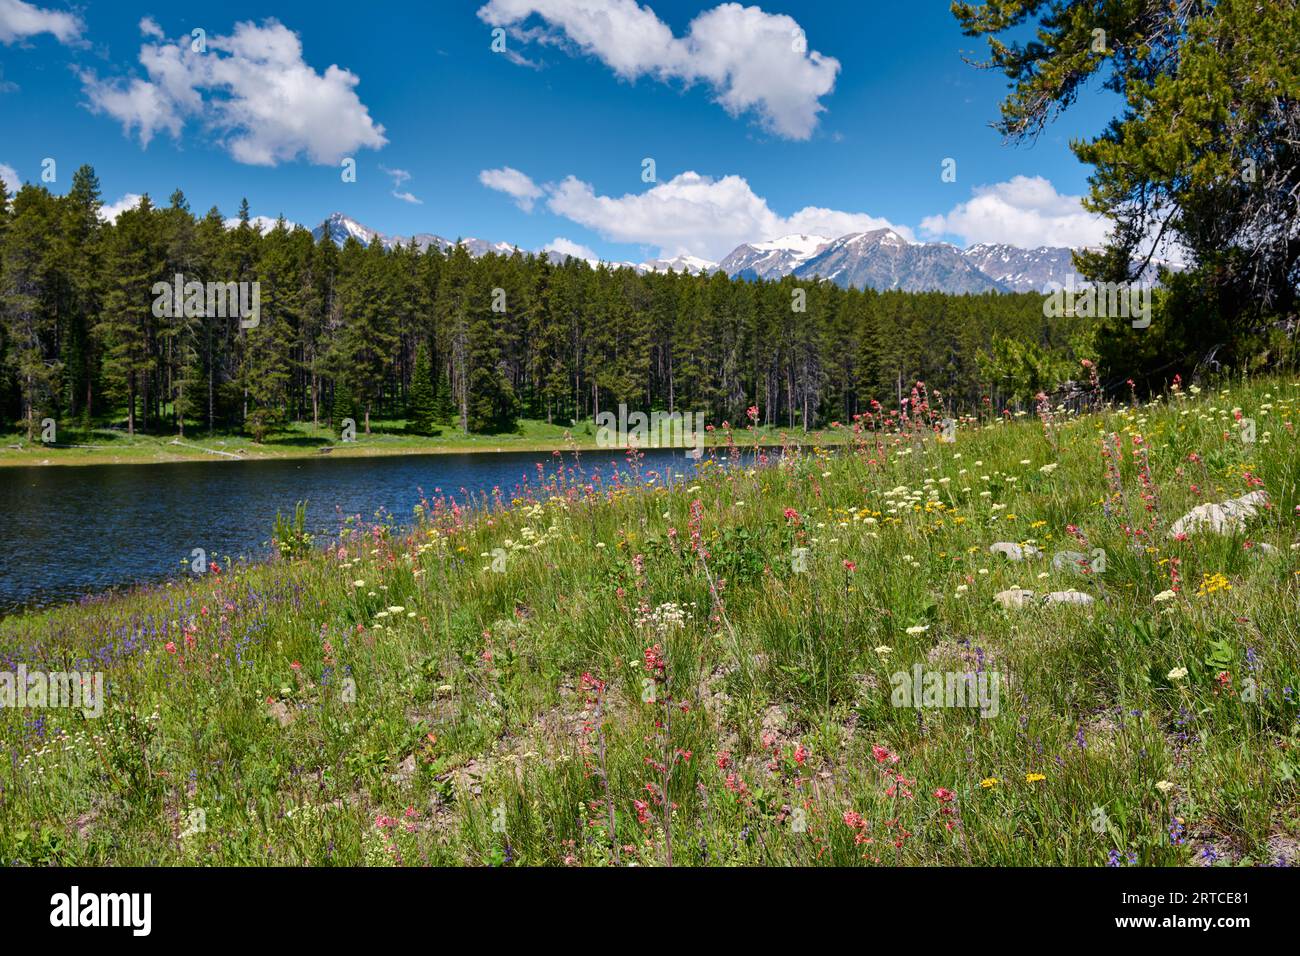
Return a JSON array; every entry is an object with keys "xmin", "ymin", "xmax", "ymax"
[{"xmin": 0, "ymin": 430, "xmax": 842, "ymax": 469}]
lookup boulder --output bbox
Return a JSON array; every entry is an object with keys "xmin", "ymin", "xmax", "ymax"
[
  {"xmin": 994, "ymin": 589, "xmax": 1036, "ymax": 609},
  {"xmin": 1043, "ymin": 590, "xmax": 1095, "ymax": 606},
  {"xmin": 1169, "ymin": 491, "xmax": 1268, "ymax": 537},
  {"xmin": 989, "ymin": 542, "xmax": 1043, "ymax": 562}
]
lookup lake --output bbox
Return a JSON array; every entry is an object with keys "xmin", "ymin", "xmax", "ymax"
[{"xmin": 0, "ymin": 447, "xmax": 705, "ymax": 614}]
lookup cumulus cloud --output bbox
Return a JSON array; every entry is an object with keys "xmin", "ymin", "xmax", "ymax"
[
  {"xmin": 222, "ymin": 214, "xmax": 294, "ymax": 233},
  {"xmin": 0, "ymin": 162, "xmax": 19, "ymax": 192},
  {"xmin": 477, "ymin": 0, "xmax": 839, "ymax": 140},
  {"xmin": 543, "ymin": 236, "xmax": 598, "ymax": 260},
  {"xmin": 479, "ymin": 166, "xmax": 544, "ymax": 212},
  {"xmin": 541, "ymin": 170, "xmax": 908, "ymax": 261},
  {"xmin": 919, "ymin": 176, "xmax": 1110, "ymax": 250},
  {"xmin": 0, "ymin": 0, "xmax": 83, "ymax": 45},
  {"xmin": 80, "ymin": 18, "xmax": 387, "ymax": 166},
  {"xmin": 100, "ymin": 193, "xmax": 144, "ymax": 223}
]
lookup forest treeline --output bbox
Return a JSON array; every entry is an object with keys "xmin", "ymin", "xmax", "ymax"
[{"xmin": 0, "ymin": 166, "xmax": 1176, "ymax": 442}]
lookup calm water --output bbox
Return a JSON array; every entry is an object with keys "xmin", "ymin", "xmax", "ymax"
[{"xmin": 0, "ymin": 448, "xmax": 702, "ymax": 614}]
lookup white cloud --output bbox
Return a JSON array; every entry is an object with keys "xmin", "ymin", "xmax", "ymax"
[
  {"xmin": 223, "ymin": 214, "xmax": 294, "ymax": 233},
  {"xmin": 477, "ymin": 0, "xmax": 839, "ymax": 140},
  {"xmin": 543, "ymin": 169, "xmax": 908, "ymax": 260},
  {"xmin": 543, "ymin": 237, "xmax": 597, "ymax": 260},
  {"xmin": 919, "ymin": 176, "xmax": 1110, "ymax": 249},
  {"xmin": 80, "ymin": 19, "xmax": 387, "ymax": 166},
  {"xmin": 479, "ymin": 166, "xmax": 543, "ymax": 212},
  {"xmin": 138, "ymin": 16, "xmax": 165, "ymax": 40},
  {"xmin": 0, "ymin": 162, "xmax": 18, "ymax": 192},
  {"xmin": 381, "ymin": 166, "xmax": 423, "ymax": 204},
  {"xmin": 0, "ymin": 0, "xmax": 83, "ymax": 45},
  {"xmin": 100, "ymin": 193, "xmax": 144, "ymax": 224}
]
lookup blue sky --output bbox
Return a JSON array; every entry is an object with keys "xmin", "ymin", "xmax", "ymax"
[{"xmin": 0, "ymin": 0, "xmax": 1124, "ymax": 262}]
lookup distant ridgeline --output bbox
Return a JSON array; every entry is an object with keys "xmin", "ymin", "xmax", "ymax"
[{"xmin": 0, "ymin": 174, "xmax": 1185, "ymax": 440}]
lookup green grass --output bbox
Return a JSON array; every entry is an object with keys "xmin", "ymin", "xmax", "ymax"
[
  {"xmin": 2, "ymin": 376, "xmax": 1298, "ymax": 866},
  {"xmin": 0, "ymin": 415, "xmax": 846, "ymax": 468}
]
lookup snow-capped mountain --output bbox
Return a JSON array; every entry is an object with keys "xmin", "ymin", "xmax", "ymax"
[
  {"xmin": 293, "ymin": 212, "xmax": 1165, "ymax": 295},
  {"xmin": 638, "ymin": 254, "xmax": 718, "ymax": 275},
  {"xmin": 312, "ymin": 212, "xmax": 394, "ymax": 247},
  {"xmin": 790, "ymin": 229, "xmax": 1004, "ymax": 293},
  {"xmin": 718, "ymin": 234, "xmax": 829, "ymax": 280},
  {"xmin": 308, "ymin": 213, "xmax": 528, "ymax": 257},
  {"xmin": 459, "ymin": 237, "xmax": 520, "ymax": 257},
  {"xmin": 960, "ymin": 244, "xmax": 1080, "ymax": 293}
]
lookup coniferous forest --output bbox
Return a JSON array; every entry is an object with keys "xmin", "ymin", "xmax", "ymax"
[{"xmin": 0, "ymin": 171, "xmax": 1117, "ymax": 444}]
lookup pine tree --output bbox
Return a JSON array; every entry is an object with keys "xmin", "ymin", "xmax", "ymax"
[
  {"xmin": 406, "ymin": 339, "xmax": 438, "ymax": 434},
  {"xmin": 97, "ymin": 195, "xmax": 162, "ymax": 435},
  {"xmin": 244, "ymin": 218, "xmax": 298, "ymax": 442},
  {"xmin": 60, "ymin": 165, "xmax": 103, "ymax": 425},
  {"xmin": 432, "ymin": 363, "xmax": 454, "ymax": 424},
  {"xmin": 465, "ymin": 266, "xmax": 519, "ymax": 433},
  {"xmin": 331, "ymin": 375, "xmax": 358, "ymax": 434},
  {"xmin": 2, "ymin": 185, "xmax": 64, "ymax": 440}
]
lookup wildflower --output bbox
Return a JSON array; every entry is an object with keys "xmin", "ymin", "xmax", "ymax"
[
  {"xmin": 874, "ymin": 645, "xmax": 892, "ymax": 657},
  {"xmin": 1025, "ymin": 772, "xmax": 1045, "ymax": 784},
  {"xmin": 871, "ymin": 745, "xmax": 898, "ymax": 765},
  {"xmin": 979, "ymin": 777, "xmax": 998, "ymax": 788},
  {"xmin": 905, "ymin": 624, "xmax": 929, "ymax": 636},
  {"xmin": 165, "ymin": 641, "xmax": 177, "ymax": 654},
  {"xmin": 1155, "ymin": 780, "xmax": 1175, "ymax": 794},
  {"xmin": 1154, "ymin": 590, "xmax": 1177, "ymax": 603},
  {"xmin": 1167, "ymin": 667, "xmax": 1188, "ymax": 681},
  {"xmin": 933, "ymin": 787, "xmax": 955, "ymax": 803}
]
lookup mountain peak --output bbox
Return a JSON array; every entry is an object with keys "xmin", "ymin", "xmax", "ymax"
[{"xmin": 296, "ymin": 210, "xmax": 1114, "ymax": 294}]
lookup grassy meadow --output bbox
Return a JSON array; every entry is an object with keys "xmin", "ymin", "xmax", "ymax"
[{"xmin": 2, "ymin": 376, "xmax": 1298, "ymax": 867}]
